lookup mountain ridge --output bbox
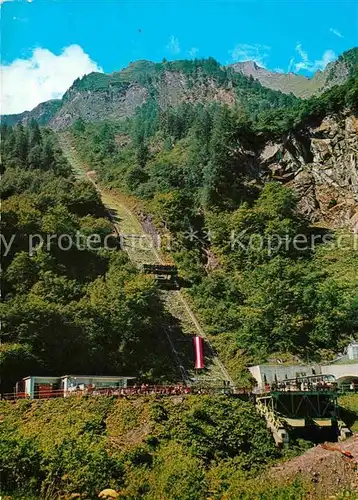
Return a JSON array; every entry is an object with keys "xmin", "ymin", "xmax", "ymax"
[
  {"xmin": 2, "ymin": 47, "xmax": 357, "ymax": 130},
  {"xmin": 228, "ymin": 49, "xmax": 357, "ymax": 98}
]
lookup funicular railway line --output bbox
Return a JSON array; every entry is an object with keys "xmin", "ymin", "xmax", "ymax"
[{"xmin": 58, "ymin": 133, "xmax": 233, "ymax": 387}]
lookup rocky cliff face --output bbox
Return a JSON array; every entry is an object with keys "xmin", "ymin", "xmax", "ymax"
[
  {"xmin": 46, "ymin": 71, "xmax": 236, "ymax": 130},
  {"xmin": 259, "ymin": 113, "xmax": 358, "ymax": 230},
  {"xmin": 48, "ymin": 83, "xmax": 148, "ymax": 130},
  {"xmin": 3, "ymin": 99, "xmax": 62, "ymax": 127}
]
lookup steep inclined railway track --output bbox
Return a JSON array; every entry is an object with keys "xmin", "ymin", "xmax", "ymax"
[{"xmin": 58, "ymin": 133, "xmax": 233, "ymax": 386}]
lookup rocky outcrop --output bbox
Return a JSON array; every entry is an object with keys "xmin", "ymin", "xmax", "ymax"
[
  {"xmin": 259, "ymin": 113, "xmax": 358, "ymax": 230},
  {"xmin": 2, "ymin": 99, "xmax": 62, "ymax": 127},
  {"xmin": 48, "ymin": 84, "xmax": 148, "ymax": 130},
  {"xmin": 150, "ymin": 71, "xmax": 236, "ymax": 110},
  {"xmin": 25, "ymin": 71, "xmax": 237, "ymax": 131}
]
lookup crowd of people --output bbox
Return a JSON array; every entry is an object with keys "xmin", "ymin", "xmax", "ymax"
[
  {"xmin": 67, "ymin": 383, "xmax": 234, "ymax": 398},
  {"xmin": 264, "ymin": 378, "xmax": 345, "ymax": 393},
  {"xmin": 8, "ymin": 377, "xmax": 357, "ymax": 400},
  {"xmin": 84, "ymin": 384, "xmax": 192, "ymax": 397}
]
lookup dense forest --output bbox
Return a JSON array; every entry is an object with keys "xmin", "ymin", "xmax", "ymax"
[
  {"xmin": 0, "ymin": 396, "xmax": 279, "ymax": 499},
  {"xmin": 70, "ymin": 70, "xmax": 358, "ymax": 380},
  {"xmin": 0, "ymin": 121, "xmax": 180, "ymax": 394}
]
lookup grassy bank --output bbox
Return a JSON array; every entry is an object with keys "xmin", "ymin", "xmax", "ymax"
[
  {"xmin": 2, "ymin": 395, "xmax": 358, "ymax": 499},
  {"xmin": 339, "ymin": 394, "xmax": 358, "ymax": 432},
  {"xmin": 0, "ymin": 395, "xmax": 302, "ymax": 499}
]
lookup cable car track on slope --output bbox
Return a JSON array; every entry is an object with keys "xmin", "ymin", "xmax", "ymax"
[{"xmin": 58, "ymin": 132, "xmax": 234, "ymax": 387}]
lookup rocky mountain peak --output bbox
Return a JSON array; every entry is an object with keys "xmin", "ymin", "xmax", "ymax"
[
  {"xmin": 228, "ymin": 47, "xmax": 358, "ymax": 98},
  {"xmin": 231, "ymin": 60, "xmax": 262, "ymax": 73}
]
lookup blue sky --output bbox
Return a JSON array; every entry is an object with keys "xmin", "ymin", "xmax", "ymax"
[{"xmin": 2, "ymin": 0, "xmax": 357, "ymax": 113}]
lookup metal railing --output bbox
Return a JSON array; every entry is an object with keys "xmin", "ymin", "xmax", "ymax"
[
  {"xmin": 3, "ymin": 382, "xmax": 356, "ymax": 401},
  {"xmin": 1, "ymin": 384, "xmax": 239, "ymax": 401},
  {"xmin": 253, "ymin": 383, "xmax": 358, "ymax": 395}
]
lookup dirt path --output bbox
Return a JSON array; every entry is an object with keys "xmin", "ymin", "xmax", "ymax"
[{"xmin": 58, "ymin": 133, "xmax": 234, "ymax": 386}]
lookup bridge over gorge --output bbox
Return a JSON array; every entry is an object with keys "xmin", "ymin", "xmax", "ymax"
[{"xmin": 250, "ymin": 364, "xmax": 358, "ymax": 447}]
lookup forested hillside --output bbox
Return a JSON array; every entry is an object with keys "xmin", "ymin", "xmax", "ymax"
[
  {"xmin": 0, "ymin": 121, "xmax": 179, "ymax": 393},
  {"xmin": 2, "ymin": 60, "xmax": 357, "ymax": 387},
  {"xmin": 70, "ymin": 68, "xmax": 358, "ymax": 378}
]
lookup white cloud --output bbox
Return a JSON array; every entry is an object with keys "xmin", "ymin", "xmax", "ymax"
[
  {"xmin": 1, "ymin": 0, "xmax": 33, "ymax": 3},
  {"xmin": 1, "ymin": 44, "xmax": 102, "ymax": 114},
  {"xmin": 188, "ymin": 47, "xmax": 199, "ymax": 58},
  {"xmin": 166, "ymin": 36, "xmax": 180, "ymax": 55},
  {"xmin": 295, "ymin": 43, "xmax": 309, "ymax": 65},
  {"xmin": 293, "ymin": 43, "xmax": 336, "ymax": 73},
  {"xmin": 330, "ymin": 28, "xmax": 343, "ymax": 38},
  {"xmin": 229, "ymin": 43, "xmax": 270, "ymax": 68},
  {"xmin": 287, "ymin": 57, "xmax": 295, "ymax": 73}
]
